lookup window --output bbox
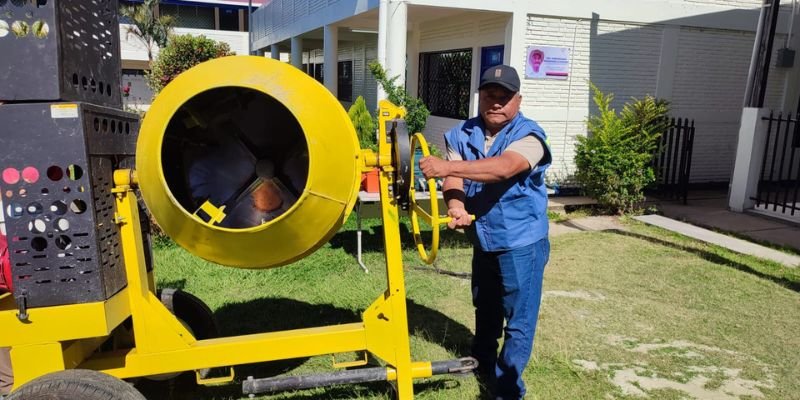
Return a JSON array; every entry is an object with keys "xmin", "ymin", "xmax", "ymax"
[
  {"xmin": 219, "ymin": 7, "xmax": 239, "ymax": 31},
  {"xmin": 337, "ymin": 60, "xmax": 353, "ymax": 102},
  {"xmin": 419, "ymin": 49, "xmax": 473, "ymax": 120},
  {"xmin": 159, "ymin": 4, "xmax": 215, "ymax": 30},
  {"xmin": 313, "ymin": 64, "xmax": 324, "ymax": 84},
  {"xmin": 480, "ymin": 45, "xmax": 505, "ymax": 81}
]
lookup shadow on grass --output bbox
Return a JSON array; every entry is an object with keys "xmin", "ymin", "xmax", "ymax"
[
  {"xmin": 191, "ymin": 376, "xmax": 470, "ymax": 400},
  {"xmin": 608, "ymin": 229, "xmax": 800, "ymax": 293},
  {"xmin": 136, "ymin": 297, "xmax": 477, "ymax": 400}
]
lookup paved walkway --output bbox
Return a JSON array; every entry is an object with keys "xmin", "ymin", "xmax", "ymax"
[
  {"xmin": 548, "ymin": 191, "xmax": 800, "ymax": 267},
  {"xmin": 655, "ymin": 190, "xmax": 800, "ymax": 253},
  {"xmin": 635, "ymin": 214, "xmax": 800, "ymax": 267}
]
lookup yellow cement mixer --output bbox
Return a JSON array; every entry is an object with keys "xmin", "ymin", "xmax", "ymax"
[{"xmin": 0, "ymin": 56, "xmax": 474, "ymax": 399}]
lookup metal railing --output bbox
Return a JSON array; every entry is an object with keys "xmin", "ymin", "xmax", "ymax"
[
  {"xmin": 652, "ymin": 117, "xmax": 695, "ymax": 204},
  {"xmin": 753, "ymin": 111, "xmax": 800, "ymax": 215}
]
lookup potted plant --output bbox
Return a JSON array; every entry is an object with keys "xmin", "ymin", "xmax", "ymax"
[{"xmin": 348, "ymin": 96, "xmax": 380, "ymax": 193}]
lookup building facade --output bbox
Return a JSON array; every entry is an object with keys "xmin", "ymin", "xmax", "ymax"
[
  {"xmin": 251, "ymin": 0, "xmax": 800, "ymax": 197},
  {"xmin": 119, "ymin": 0, "xmax": 262, "ymax": 109}
]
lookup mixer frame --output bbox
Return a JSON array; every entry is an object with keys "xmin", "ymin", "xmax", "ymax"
[{"xmin": 0, "ymin": 100, "xmax": 474, "ymax": 399}]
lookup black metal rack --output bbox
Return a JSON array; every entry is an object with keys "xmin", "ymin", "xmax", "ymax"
[
  {"xmin": 0, "ymin": 103, "xmax": 138, "ymax": 308},
  {"xmin": 0, "ymin": 0, "xmax": 122, "ymax": 107}
]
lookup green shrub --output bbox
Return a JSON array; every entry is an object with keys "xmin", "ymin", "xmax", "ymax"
[
  {"xmin": 574, "ymin": 83, "xmax": 669, "ymax": 214},
  {"xmin": 368, "ymin": 61, "xmax": 430, "ymax": 135},
  {"xmin": 146, "ymin": 34, "xmax": 235, "ymax": 94},
  {"xmin": 348, "ymin": 96, "xmax": 377, "ymax": 151}
]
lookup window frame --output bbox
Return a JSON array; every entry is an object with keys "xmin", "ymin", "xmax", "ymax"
[
  {"xmin": 337, "ymin": 60, "xmax": 353, "ymax": 102},
  {"xmin": 418, "ymin": 48, "xmax": 473, "ymax": 120}
]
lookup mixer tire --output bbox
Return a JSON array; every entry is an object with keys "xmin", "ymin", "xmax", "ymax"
[
  {"xmin": 159, "ymin": 288, "xmax": 219, "ymax": 343},
  {"xmin": 7, "ymin": 369, "xmax": 145, "ymax": 400},
  {"xmin": 156, "ymin": 288, "xmax": 220, "ymax": 380}
]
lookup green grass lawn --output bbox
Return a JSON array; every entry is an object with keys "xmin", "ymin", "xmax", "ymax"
[{"xmin": 141, "ymin": 215, "xmax": 800, "ymax": 400}]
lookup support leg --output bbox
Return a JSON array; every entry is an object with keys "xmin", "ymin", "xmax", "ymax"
[
  {"xmin": 9, "ymin": 342, "xmax": 64, "ymax": 390},
  {"xmin": 356, "ymin": 199, "xmax": 368, "ymax": 273}
]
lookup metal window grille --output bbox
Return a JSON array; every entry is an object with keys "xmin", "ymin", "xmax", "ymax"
[
  {"xmin": 160, "ymin": 4, "xmax": 215, "ymax": 30},
  {"xmin": 419, "ymin": 49, "xmax": 473, "ymax": 120},
  {"xmin": 338, "ymin": 61, "xmax": 353, "ymax": 102},
  {"xmin": 313, "ymin": 64, "xmax": 324, "ymax": 84}
]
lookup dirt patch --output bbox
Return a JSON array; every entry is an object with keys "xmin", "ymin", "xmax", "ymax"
[
  {"xmin": 575, "ymin": 336, "xmax": 776, "ymax": 398},
  {"xmin": 611, "ymin": 365, "xmax": 773, "ymax": 399}
]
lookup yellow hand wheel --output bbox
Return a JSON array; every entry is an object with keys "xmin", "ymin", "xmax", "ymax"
[{"xmin": 409, "ymin": 133, "xmax": 467, "ymax": 264}]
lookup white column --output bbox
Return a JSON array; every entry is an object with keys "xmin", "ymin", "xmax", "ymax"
[
  {"xmin": 780, "ymin": 9, "xmax": 800, "ymax": 113},
  {"xmin": 504, "ymin": 10, "xmax": 527, "ymax": 71},
  {"xmin": 376, "ymin": 0, "xmax": 389, "ymax": 101},
  {"xmin": 655, "ymin": 25, "xmax": 679, "ymax": 100},
  {"xmin": 406, "ymin": 23, "xmax": 420, "ymax": 98},
  {"xmin": 323, "ymin": 25, "xmax": 339, "ymax": 97},
  {"xmin": 290, "ymin": 36, "xmax": 303, "ymax": 68},
  {"xmin": 385, "ymin": 0, "xmax": 408, "ymax": 88},
  {"xmin": 270, "ymin": 44, "xmax": 280, "ymax": 60},
  {"xmin": 729, "ymin": 108, "xmax": 770, "ymax": 212}
]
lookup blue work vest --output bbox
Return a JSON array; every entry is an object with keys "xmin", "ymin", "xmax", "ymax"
[{"xmin": 444, "ymin": 113, "xmax": 551, "ymax": 251}]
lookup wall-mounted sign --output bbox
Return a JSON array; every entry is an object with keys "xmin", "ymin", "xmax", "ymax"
[{"xmin": 525, "ymin": 46, "xmax": 570, "ymax": 80}]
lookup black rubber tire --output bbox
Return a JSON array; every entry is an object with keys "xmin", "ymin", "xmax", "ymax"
[
  {"xmin": 150, "ymin": 288, "xmax": 219, "ymax": 380},
  {"xmin": 7, "ymin": 369, "xmax": 145, "ymax": 400}
]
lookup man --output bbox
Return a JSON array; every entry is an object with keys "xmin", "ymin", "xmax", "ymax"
[{"xmin": 419, "ymin": 65, "xmax": 551, "ymax": 400}]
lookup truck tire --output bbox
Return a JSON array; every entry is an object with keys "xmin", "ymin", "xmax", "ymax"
[{"xmin": 7, "ymin": 369, "xmax": 145, "ymax": 400}]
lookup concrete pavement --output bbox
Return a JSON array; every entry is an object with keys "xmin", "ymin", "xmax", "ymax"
[
  {"xmin": 634, "ymin": 214, "xmax": 800, "ymax": 267},
  {"xmin": 655, "ymin": 190, "xmax": 800, "ymax": 254}
]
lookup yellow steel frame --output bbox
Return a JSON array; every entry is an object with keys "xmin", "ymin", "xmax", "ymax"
[{"xmin": 0, "ymin": 101, "xmax": 435, "ymax": 399}]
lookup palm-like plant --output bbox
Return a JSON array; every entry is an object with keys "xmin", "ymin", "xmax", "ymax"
[{"xmin": 120, "ymin": 0, "xmax": 176, "ymax": 61}]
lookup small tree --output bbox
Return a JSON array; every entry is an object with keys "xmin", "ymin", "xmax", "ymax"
[
  {"xmin": 119, "ymin": 0, "xmax": 175, "ymax": 61},
  {"xmin": 368, "ymin": 61, "xmax": 430, "ymax": 135},
  {"xmin": 348, "ymin": 96, "xmax": 377, "ymax": 151},
  {"xmin": 574, "ymin": 83, "xmax": 669, "ymax": 214},
  {"xmin": 146, "ymin": 34, "xmax": 235, "ymax": 94}
]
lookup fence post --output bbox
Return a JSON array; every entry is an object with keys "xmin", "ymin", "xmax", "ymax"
[{"xmin": 729, "ymin": 108, "xmax": 770, "ymax": 212}]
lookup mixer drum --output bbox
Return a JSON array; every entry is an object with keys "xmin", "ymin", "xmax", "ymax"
[{"xmin": 136, "ymin": 56, "xmax": 361, "ymax": 268}]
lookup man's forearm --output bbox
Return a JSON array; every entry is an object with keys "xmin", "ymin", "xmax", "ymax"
[
  {"xmin": 443, "ymin": 177, "xmax": 466, "ymax": 210},
  {"xmin": 445, "ymin": 152, "xmax": 529, "ymax": 183}
]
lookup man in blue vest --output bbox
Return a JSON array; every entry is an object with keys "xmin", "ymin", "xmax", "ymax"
[{"xmin": 419, "ymin": 64, "xmax": 551, "ymax": 400}]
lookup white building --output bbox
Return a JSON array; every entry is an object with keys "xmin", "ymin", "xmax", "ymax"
[
  {"xmin": 119, "ymin": 0, "xmax": 263, "ymax": 109},
  {"xmin": 251, "ymin": 0, "xmax": 800, "ymax": 220}
]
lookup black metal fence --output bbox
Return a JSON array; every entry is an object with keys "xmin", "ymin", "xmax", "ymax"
[
  {"xmin": 652, "ymin": 118, "xmax": 696, "ymax": 204},
  {"xmin": 753, "ymin": 111, "xmax": 800, "ymax": 215}
]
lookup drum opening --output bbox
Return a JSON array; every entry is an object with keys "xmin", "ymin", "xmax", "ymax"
[{"xmin": 161, "ymin": 87, "xmax": 309, "ymax": 229}]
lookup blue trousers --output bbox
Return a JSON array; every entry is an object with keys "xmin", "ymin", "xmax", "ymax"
[{"xmin": 471, "ymin": 238, "xmax": 550, "ymax": 400}]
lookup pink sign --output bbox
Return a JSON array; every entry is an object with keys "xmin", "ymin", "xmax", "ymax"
[{"xmin": 525, "ymin": 46, "xmax": 570, "ymax": 80}]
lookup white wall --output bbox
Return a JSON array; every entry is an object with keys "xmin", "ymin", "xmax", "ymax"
[
  {"xmin": 120, "ymin": 24, "xmax": 250, "ymax": 61},
  {"xmin": 415, "ymin": 8, "xmax": 794, "ymax": 184},
  {"xmin": 252, "ymin": 0, "xmax": 379, "ymax": 50},
  {"xmin": 518, "ymin": 17, "xmax": 665, "ymax": 180}
]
